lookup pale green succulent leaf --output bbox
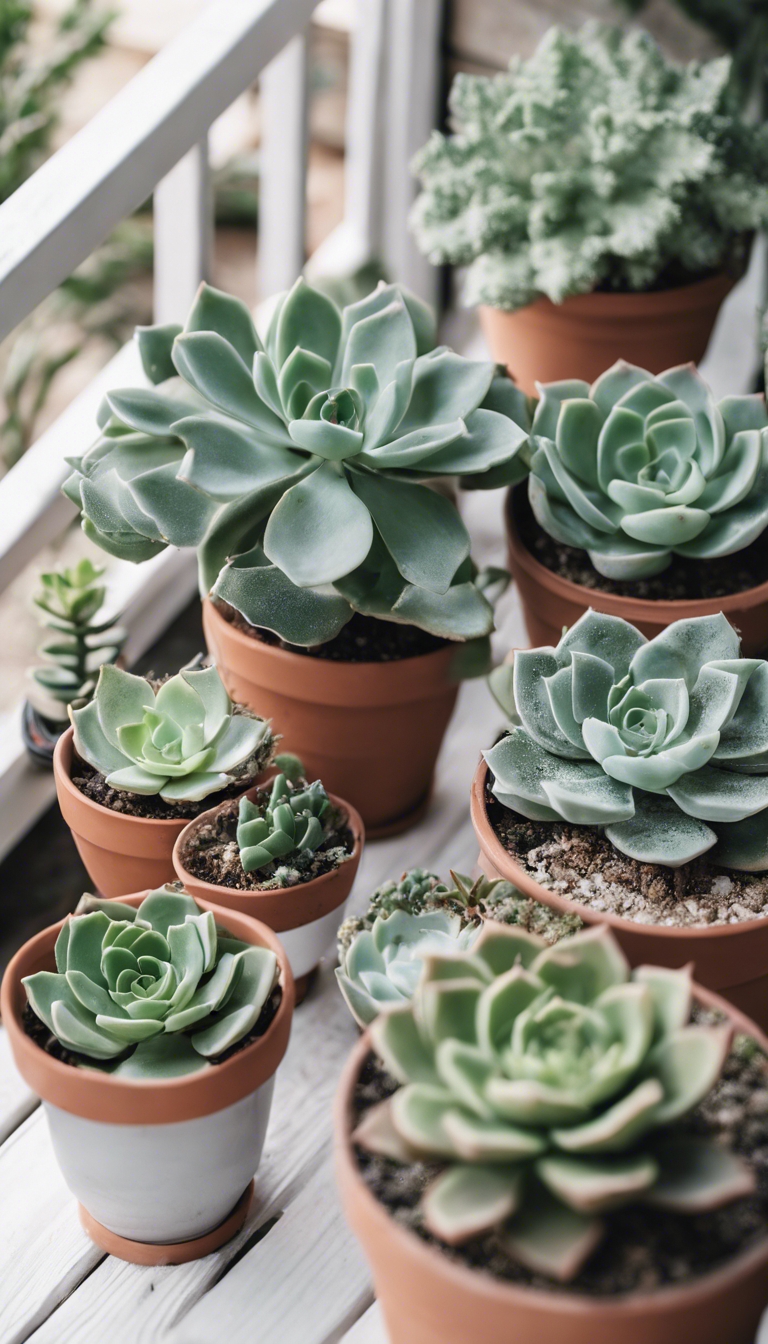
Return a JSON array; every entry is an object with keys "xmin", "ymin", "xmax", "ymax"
[
  {"xmin": 175, "ymin": 412, "xmax": 304, "ymax": 500},
  {"xmin": 370, "ymin": 1004, "xmax": 440, "ymax": 1085},
  {"xmin": 184, "ymin": 283, "xmax": 262, "ymax": 365},
  {"xmin": 645, "ymin": 1136, "xmax": 755, "ymax": 1212},
  {"xmin": 173, "ymin": 331, "xmax": 289, "ymax": 440},
  {"xmin": 112, "ymin": 1033, "xmax": 210, "ymax": 1078},
  {"xmin": 135, "ymin": 324, "xmax": 182, "ymax": 384},
  {"xmin": 350, "ymin": 470, "xmax": 469, "ymax": 594},
  {"xmin": 276, "ymin": 277, "xmax": 342, "ymax": 370},
  {"xmin": 107, "ymin": 387, "xmax": 198, "ymax": 438},
  {"xmin": 214, "ymin": 547, "xmax": 353, "ymax": 646},
  {"xmin": 263, "ymin": 461, "xmax": 373, "ymax": 587},
  {"xmin": 537, "ymin": 1153, "xmax": 658, "ymax": 1214},
  {"xmin": 647, "ymin": 1025, "xmax": 732, "ymax": 1125},
  {"xmin": 395, "ymin": 351, "xmax": 494, "ymax": 436},
  {"xmin": 341, "ymin": 299, "xmax": 417, "ymax": 390},
  {"xmin": 632, "ymin": 965, "xmax": 693, "ymax": 1040},
  {"xmin": 422, "ymin": 1163, "xmax": 522, "ymax": 1245},
  {"xmin": 605, "ymin": 793, "xmax": 718, "ymax": 866},
  {"xmin": 667, "ymin": 763, "xmax": 768, "ymax": 822},
  {"xmin": 503, "ymin": 1186, "xmax": 604, "ymax": 1283},
  {"xmin": 552, "ymin": 1078, "xmax": 664, "ymax": 1154},
  {"xmin": 442, "ymin": 1109, "xmax": 547, "ymax": 1162},
  {"xmin": 191, "ymin": 946, "xmax": 278, "ymax": 1056},
  {"xmin": 390, "ymin": 578, "xmax": 494, "ymax": 641},
  {"xmin": 390, "ymin": 1083, "xmax": 458, "ymax": 1157}
]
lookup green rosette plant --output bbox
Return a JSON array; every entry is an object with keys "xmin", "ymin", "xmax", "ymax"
[
  {"xmin": 237, "ymin": 774, "xmax": 330, "ymax": 873},
  {"xmin": 23, "ymin": 886, "xmax": 279, "ymax": 1077},
  {"xmin": 526, "ymin": 360, "xmax": 768, "ymax": 579},
  {"xmin": 355, "ymin": 923, "xmax": 754, "ymax": 1281},
  {"xmin": 72, "ymin": 663, "xmax": 272, "ymax": 802},
  {"xmin": 411, "ymin": 23, "xmax": 768, "ymax": 312},
  {"xmin": 485, "ymin": 608, "xmax": 768, "ymax": 869},
  {"xmin": 61, "ymin": 278, "xmax": 530, "ymax": 654},
  {"xmin": 28, "ymin": 558, "xmax": 126, "ymax": 722}
]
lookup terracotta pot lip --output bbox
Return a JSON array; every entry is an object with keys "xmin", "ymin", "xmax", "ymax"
[
  {"xmin": 506, "ymin": 488, "xmax": 768, "ymax": 619},
  {"xmin": 0, "ymin": 893, "xmax": 295, "ymax": 1124},
  {"xmin": 471, "ymin": 759, "xmax": 768, "ymax": 946},
  {"xmin": 336, "ymin": 985, "xmax": 768, "ymax": 1318},
  {"xmin": 54, "ymin": 728, "xmax": 204, "ymax": 834},
  {"xmin": 171, "ymin": 784, "xmax": 365, "ymax": 929},
  {"xmin": 482, "ymin": 271, "xmax": 734, "ymax": 322}
]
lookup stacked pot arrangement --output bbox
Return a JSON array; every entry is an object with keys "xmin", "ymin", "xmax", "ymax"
[{"xmin": 412, "ymin": 25, "xmax": 768, "ymax": 391}]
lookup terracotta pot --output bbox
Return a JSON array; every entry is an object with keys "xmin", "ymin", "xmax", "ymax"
[
  {"xmin": 479, "ymin": 272, "xmax": 734, "ymax": 396},
  {"xmin": 505, "ymin": 488, "xmax": 768, "ymax": 658},
  {"xmin": 472, "ymin": 759, "xmax": 768, "ymax": 1030},
  {"xmin": 173, "ymin": 786, "xmax": 364, "ymax": 1003},
  {"xmin": 53, "ymin": 728, "xmax": 193, "ymax": 897},
  {"xmin": 1, "ymin": 894, "xmax": 294, "ymax": 1264},
  {"xmin": 202, "ymin": 598, "xmax": 460, "ymax": 836},
  {"xmin": 336, "ymin": 989, "xmax": 768, "ymax": 1344}
]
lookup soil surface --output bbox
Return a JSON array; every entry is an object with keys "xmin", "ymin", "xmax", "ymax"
[
  {"xmin": 216, "ymin": 601, "xmax": 449, "ymax": 664},
  {"xmin": 179, "ymin": 792, "xmax": 355, "ymax": 891},
  {"xmin": 486, "ymin": 781, "xmax": 768, "ymax": 928},
  {"xmin": 71, "ymin": 756, "xmax": 266, "ymax": 822},
  {"xmin": 512, "ymin": 484, "xmax": 768, "ymax": 602},
  {"xmin": 352, "ymin": 1020, "xmax": 768, "ymax": 1297}
]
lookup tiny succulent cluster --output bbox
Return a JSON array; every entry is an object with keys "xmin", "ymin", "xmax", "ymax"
[
  {"xmin": 411, "ymin": 24, "xmax": 768, "ymax": 310},
  {"xmin": 62, "ymin": 279, "xmax": 530, "ymax": 651},
  {"xmin": 356, "ymin": 924, "xmax": 753, "ymax": 1281},
  {"xmin": 487, "ymin": 609, "xmax": 768, "ymax": 869},
  {"xmin": 527, "ymin": 361, "xmax": 768, "ymax": 577},
  {"xmin": 28, "ymin": 559, "xmax": 126, "ymax": 723},
  {"xmin": 23, "ymin": 887, "xmax": 280, "ymax": 1078},
  {"xmin": 72, "ymin": 663, "xmax": 271, "ymax": 803},
  {"xmin": 237, "ymin": 774, "xmax": 330, "ymax": 873}
]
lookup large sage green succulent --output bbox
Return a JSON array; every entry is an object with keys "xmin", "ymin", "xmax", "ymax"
[
  {"xmin": 356, "ymin": 924, "xmax": 753, "ymax": 1281},
  {"xmin": 23, "ymin": 887, "xmax": 279, "ymax": 1078},
  {"xmin": 62, "ymin": 279, "xmax": 530, "ymax": 651},
  {"xmin": 237, "ymin": 774, "xmax": 331, "ymax": 873},
  {"xmin": 72, "ymin": 663, "xmax": 271, "ymax": 802},
  {"xmin": 28, "ymin": 558, "xmax": 126, "ymax": 723},
  {"xmin": 486, "ymin": 609, "xmax": 768, "ymax": 869},
  {"xmin": 527, "ymin": 361, "xmax": 768, "ymax": 578}
]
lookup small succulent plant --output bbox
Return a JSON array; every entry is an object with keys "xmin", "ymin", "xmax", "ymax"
[
  {"xmin": 356, "ymin": 924, "xmax": 753, "ymax": 1281},
  {"xmin": 62, "ymin": 279, "xmax": 531, "ymax": 652},
  {"xmin": 412, "ymin": 24, "xmax": 768, "ymax": 311},
  {"xmin": 526, "ymin": 361, "xmax": 768, "ymax": 578},
  {"xmin": 237, "ymin": 774, "xmax": 330, "ymax": 873},
  {"xmin": 486, "ymin": 609, "xmax": 768, "ymax": 869},
  {"xmin": 23, "ymin": 886, "xmax": 279, "ymax": 1077},
  {"xmin": 72, "ymin": 663, "xmax": 271, "ymax": 802},
  {"xmin": 28, "ymin": 558, "xmax": 126, "ymax": 723}
]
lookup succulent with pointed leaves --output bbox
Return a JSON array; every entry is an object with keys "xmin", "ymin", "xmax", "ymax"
[
  {"xmin": 28, "ymin": 558, "xmax": 126, "ymax": 723},
  {"xmin": 237, "ymin": 774, "xmax": 330, "ymax": 873},
  {"xmin": 62, "ymin": 278, "xmax": 531, "ymax": 653},
  {"xmin": 486, "ymin": 608, "xmax": 768, "ymax": 870},
  {"xmin": 356, "ymin": 924, "xmax": 754, "ymax": 1281},
  {"xmin": 527, "ymin": 361, "xmax": 768, "ymax": 579},
  {"xmin": 72, "ymin": 663, "xmax": 272, "ymax": 803},
  {"xmin": 23, "ymin": 887, "xmax": 279, "ymax": 1078}
]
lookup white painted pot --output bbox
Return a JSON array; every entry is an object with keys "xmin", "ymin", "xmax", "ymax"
[{"xmin": 278, "ymin": 902, "xmax": 350, "ymax": 980}]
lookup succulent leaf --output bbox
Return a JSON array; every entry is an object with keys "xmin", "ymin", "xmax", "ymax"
[
  {"xmin": 28, "ymin": 559, "xmax": 126, "ymax": 723},
  {"xmin": 235, "ymin": 773, "xmax": 335, "ymax": 875}
]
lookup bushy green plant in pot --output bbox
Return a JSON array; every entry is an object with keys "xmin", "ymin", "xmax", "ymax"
[
  {"xmin": 505, "ymin": 359, "xmax": 768, "ymax": 654},
  {"xmin": 412, "ymin": 23, "xmax": 768, "ymax": 392},
  {"xmin": 0, "ymin": 886, "xmax": 294, "ymax": 1263},
  {"xmin": 473, "ymin": 608, "xmax": 768, "ymax": 1027},
  {"xmin": 336, "ymin": 922, "xmax": 768, "ymax": 1344},
  {"xmin": 61, "ymin": 278, "xmax": 530, "ymax": 834},
  {"xmin": 53, "ymin": 662, "xmax": 273, "ymax": 897}
]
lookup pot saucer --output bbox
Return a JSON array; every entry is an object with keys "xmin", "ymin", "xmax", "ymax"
[{"xmin": 78, "ymin": 1180, "xmax": 254, "ymax": 1265}]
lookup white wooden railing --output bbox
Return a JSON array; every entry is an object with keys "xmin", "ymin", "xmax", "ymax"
[{"xmin": 0, "ymin": 0, "xmax": 443, "ymax": 861}]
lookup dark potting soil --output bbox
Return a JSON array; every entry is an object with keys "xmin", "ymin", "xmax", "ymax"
[
  {"xmin": 485, "ymin": 779, "xmax": 768, "ymax": 928},
  {"xmin": 512, "ymin": 484, "xmax": 768, "ymax": 602},
  {"xmin": 215, "ymin": 601, "xmax": 449, "ymax": 664},
  {"xmin": 352, "ymin": 1027, "xmax": 768, "ymax": 1297},
  {"xmin": 70, "ymin": 756, "xmax": 265, "ymax": 821},
  {"xmin": 21, "ymin": 984, "xmax": 282, "ymax": 1071},
  {"xmin": 179, "ymin": 794, "xmax": 355, "ymax": 891}
]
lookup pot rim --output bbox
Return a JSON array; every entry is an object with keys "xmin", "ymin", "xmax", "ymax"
[
  {"xmin": 471, "ymin": 759, "xmax": 768, "ymax": 947},
  {"xmin": 335, "ymin": 980, "xmax": 768, "ymax": 1320},
  {"xmin": 0, "ymin": 893, "xmax": 295, "ymax": 1124},
  {"xmin": 505, "ymin": 487, "xmax": 768, "ymax": 621},
  {"xmin": 482, "ymin": 270, "xmax": 735, "ymax": 322},
  {"xmin": 172, "ymin": 784, "xmax": 365, "ymax": 931}
]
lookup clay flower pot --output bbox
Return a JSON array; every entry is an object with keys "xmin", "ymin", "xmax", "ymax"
[
  {"xmin": 203, "ymin": 598, "xmax": 459, "ymax": 836},
  {"xmin": 472, "ymin": 760, "xmax": 768, "ymax": 1030},
  {"xmin": 173, "ymin": 788, "xmax": 364, "ymax": 1004},
  {"xmin": 505, "ymin": 489, "xmax": 768, "ymax": 658},
  {"xmin": 1, "ymin": 894, "xmax": 294, "ymax": 1265},
  {"xmin": 479, "ymin": 272, "xmax": 733, "ymax": 397},
  {"xmin": 53, "ymin": 727, "xmax": 191, "ymax": 897},
  {"xmin": 336, "ymin": 990, "xmax": 768, "ymax": 1344}
]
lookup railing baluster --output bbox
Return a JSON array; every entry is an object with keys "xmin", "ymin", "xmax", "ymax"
[
  {"xmin": 258, "ymin": 30, "xmax": 310, "ymax": 298},
  {"xmin": 153, "ymin": 138, "xmax": 212, "ymax": 324}
]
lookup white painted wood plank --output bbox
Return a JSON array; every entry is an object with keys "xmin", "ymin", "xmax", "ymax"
[
  {"xmin": 258, "ymin": 31, "xmax": 310, "ymax": 298},
  {"xmin": 0, "ymin": 1028, "xmax": 36, "ymax": 1145},
  {"xmin": 0, "ymin": 0, "xmax": 322, "ymax": 343},
  {"xmin": 339, "ymin": 1303, "xmax": 386, "ymax": 1343},
  {"xmin": 153, "ymin": 139, "xmax": 212, "ymax": 325}
]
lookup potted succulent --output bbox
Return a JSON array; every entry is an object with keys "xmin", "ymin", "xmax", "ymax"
[
  {"xmin": 506, "ymin": 360, "xmax": 768, "ymax": 653},
  {"xmin": 0, "ymin": 885, "xmax": 294, "ymax": 1264},
  {"xmin": 60, "ymin": 278, "xmax": 530, "ymax": 834},
  {"xmin": 173, "ymin": 764, "xmax": 364, "ymax": 1002},
  {"xmin": 473, "ymin": 608, "xmax": 768, "ymax": 1027},
  {"xmin": 54, "ymin": 662, "xmax": 273, "ymax": 896},
  {"xmin": 336, "ymin": 867, "xmax": 581, "ymax": 1027},
  {"xmin": 23, "ymin": 559, "xmax": 126, "ymax": 766},
  {"xmin": 336, "ymin": 923, "xmax": 768, "ymax": 1344},
  {"xmin": 411, "ymin": 24, "xmax": 768, "ymax": 393}
]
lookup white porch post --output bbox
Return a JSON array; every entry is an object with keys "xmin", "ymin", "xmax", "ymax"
[
  {"xmin": 153, "ymin": 138, "xmax": 212, "ymax": 324},
  {"xmin": 258, "ymin": 30, "xmax": 311, "ymax": 298}
]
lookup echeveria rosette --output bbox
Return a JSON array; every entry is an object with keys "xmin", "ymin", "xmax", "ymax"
[
  {"xmin": 22, "ymin": 887, "xmax": 279, "ymax": 1078},
  {"xmin": 355, "ymin": 924, "xmax": 754, "ymax": 1281},
  {"xmin": 63, "ymin": 278, "xmax": 531, "ymax": 650},
  {"xmin": 527, "ymin": 361, "xmax": 768, "ymax": 579},
  {"xmin": 237, "ymin": 774, "xmax": 331, "ymax": 873},
  {"xmin": 485, "ymin": 609, "xmax": 768, "ymax": 870},
  {"xmin": 72, "ymin": 663, "xmax": 271, "ymax": 802}
]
